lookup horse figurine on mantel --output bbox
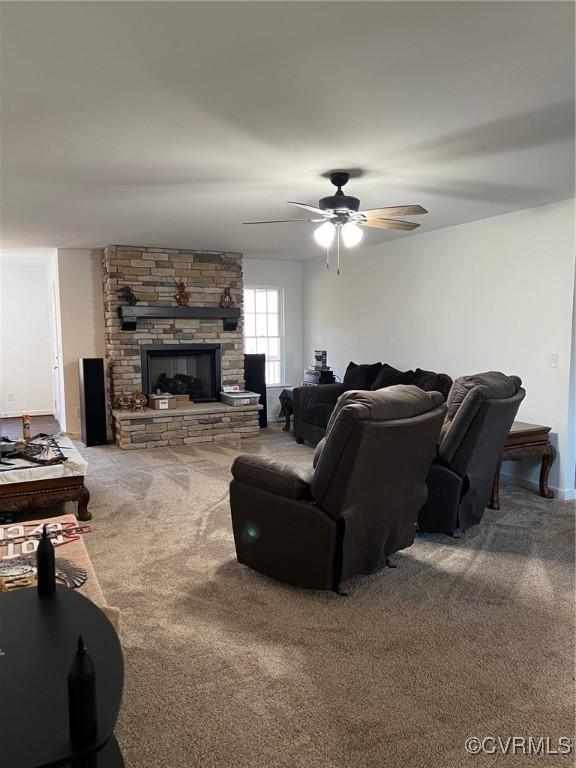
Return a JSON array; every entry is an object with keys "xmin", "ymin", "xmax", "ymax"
[{"xmin": 174, "ymin": 280, "xmax": 190, "ymax": 306}]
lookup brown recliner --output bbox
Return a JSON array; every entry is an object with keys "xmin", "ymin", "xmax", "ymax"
[
  {"xmin": 418, "ymin": 371, "xmax": 525, "ymax": 535},
  {"xmin": 230, "ymin": 386, "xmax": 447, "ymax": 590}
]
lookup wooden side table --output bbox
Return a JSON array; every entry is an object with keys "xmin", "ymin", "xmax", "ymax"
[{"xmin": 489, "ymin": 421, "xmax": 556, "ymax": 510}]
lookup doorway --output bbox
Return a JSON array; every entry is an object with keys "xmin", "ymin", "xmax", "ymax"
[{"xmin": 0, "ymin": 249, "xmax": 59, "ymax": 430}]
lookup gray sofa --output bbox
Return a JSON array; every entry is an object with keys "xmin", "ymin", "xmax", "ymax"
[
  {"xmin": 293, "ymin": 362, "xmax": 452, "ymax": 446},
  {"xmin": 418, "ymin": 371, "xmax": 525, "ymax": 535},
  {"xmin": 229, "ymin": 386, "xmax": 446, "ymax": 590}
]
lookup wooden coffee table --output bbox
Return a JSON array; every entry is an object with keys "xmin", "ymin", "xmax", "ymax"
[
  {"xmin": 0, "ymin": 436, "xmax": 91, "ymax": 522},
  {"xmin": 0, "ymin": 476, "xmax": 91, "ymax": 522},
  {"xmin": 489, "ymin": 421, "xmax": 556, "ymax": 510}
]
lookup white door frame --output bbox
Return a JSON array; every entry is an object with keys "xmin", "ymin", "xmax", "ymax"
[{"xmin": 48, "ymin": 255, "xmax": 66, "ymax": 430}]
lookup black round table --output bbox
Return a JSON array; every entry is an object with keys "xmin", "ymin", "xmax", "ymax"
[{"xmin": 0, "ymin": 586, "xmax": 124, "ymax": 768}]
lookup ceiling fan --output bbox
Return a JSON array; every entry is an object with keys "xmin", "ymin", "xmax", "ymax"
[{"xmin": 244, "ymin": 171, "xmax": 428, "ymax": 273}]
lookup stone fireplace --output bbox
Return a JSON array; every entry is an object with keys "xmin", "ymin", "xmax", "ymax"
[{"xmin": 102, "ymin": 245, "xmax": 261, "ymax": 449}]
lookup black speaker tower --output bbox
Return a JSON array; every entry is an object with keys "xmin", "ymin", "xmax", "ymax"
[
  {"xmin": 78, "ymin": 358, "xmax": 108, "ymax": 447},
  {"xmin": 244, "ymin": 354, "xmax": 267, "ymax": 428}
]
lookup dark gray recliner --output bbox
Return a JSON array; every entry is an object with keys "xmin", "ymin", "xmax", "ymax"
[
  {"xmin": 230, "ymin": 386, "xmax": 446, "ymax": 590},
  {"xmin": 418, "ymin": 372, "xmax": 525, "ymax": 535}
]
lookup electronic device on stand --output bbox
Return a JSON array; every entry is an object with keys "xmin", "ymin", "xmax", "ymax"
[{"xmin": 303, "ymin": 350, "xmax": 335, "ymax": 386}]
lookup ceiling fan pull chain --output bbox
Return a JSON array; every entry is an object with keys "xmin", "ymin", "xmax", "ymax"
[
  {"xmin": 326, "ymin": 247, "xmax": 330, "ymax": 269},
  {"xmin": 337, "ymin": 226, "xmax": 341, "ymax": 276}
]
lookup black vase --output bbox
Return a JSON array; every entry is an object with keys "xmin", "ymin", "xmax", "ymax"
[
  {"xmin": 68, "ymin": 635, "xmax": 98, "ymax": 748},
  {"xmin": 36, "ymin": 525, "xmax": 56, "ymax": 596}
]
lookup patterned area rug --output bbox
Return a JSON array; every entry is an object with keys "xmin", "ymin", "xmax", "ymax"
[
  {"xmin": 0, "ymin": 513, "xmax": 120, "ymax": 631},
  {"xmin": 80, "ymin": 426, "xmax": 575, "ymax": 768}
]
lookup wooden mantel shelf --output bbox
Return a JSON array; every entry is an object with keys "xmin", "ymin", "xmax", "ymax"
[{"xmin": 118, "ymin": 305, "xmax": 240, "ymax": 331}]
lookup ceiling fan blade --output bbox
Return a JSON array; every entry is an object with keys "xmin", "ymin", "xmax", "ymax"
[
  {"xmin": 358, "ymin": 205, "xmax": 428, "ymax": 218},
  {"xmin": 287, "ymin": 201, "xmax": 327, "ymax": 216},
  {"xmin": 243, "ymin": 218, "xmax": 315, "ymax": 224},
  {"xmin": 360, "ymin": 218, "xmax": 420, "ymax": 231}
]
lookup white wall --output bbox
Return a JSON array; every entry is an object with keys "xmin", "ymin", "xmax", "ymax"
[
  {"xmin": 243, "ymin": 258, "xmax": 304, "ymax": 417},
  {"xmin": 0, "ymin": 250, "xmax": 55, "ymax": 416},
  {"xmin": 304, "ymin": 199, "xmax": 576, "ymax": 497},
  {"xmin": 57, "ymin": 249, "xmax": 105, "ymax": 436}
]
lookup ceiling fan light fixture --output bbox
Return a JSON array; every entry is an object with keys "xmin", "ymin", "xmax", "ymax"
[
  {"xmin": 341, "ymin": 221, "xmax": 363, "ymax": 247},
  {"xmin": 313, "ymin": 221, "xmax": 336, "ymax": 248},
  {"xmin": 244, "ymin": 173, "xmax": 426, "ymax": 270}
]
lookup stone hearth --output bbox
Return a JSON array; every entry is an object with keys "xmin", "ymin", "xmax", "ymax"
[{"xmin": 112, "ymin": 402, "xmax": 261, "ymax": 450}]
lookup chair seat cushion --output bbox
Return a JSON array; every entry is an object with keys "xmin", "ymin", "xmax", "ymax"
[
  {"xmin": 304, "ymin": 403, "xmax": 334, "ymax": 428},
  {"xmin": 342, "ymin": 361, "xmax": 382, "ymax": 391}
]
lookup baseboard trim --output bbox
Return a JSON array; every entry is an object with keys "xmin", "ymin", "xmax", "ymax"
[
  {"xmin": 1, "ymin": 410, "xmax": 54, "ymax": 418},
  {"xmin": 500, "ymin": 473, "xmax": 576, "ymax": 502}
]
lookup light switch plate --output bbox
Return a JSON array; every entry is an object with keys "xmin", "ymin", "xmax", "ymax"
[{"xmin": 548, "ymin": 351, "xmax": 559, "ymax": 368}]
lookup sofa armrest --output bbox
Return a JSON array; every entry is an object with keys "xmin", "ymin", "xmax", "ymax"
[
  {"xmin": 231, "ymin": 454, "xmax": 314, "ymax": 501},
  {"xmin": 293, "ymin": 384, "xmax": 344, "ymax": 440},
  {"xmin": 230, "ymin": 481, "xmax": 337, "ymax": 589}
]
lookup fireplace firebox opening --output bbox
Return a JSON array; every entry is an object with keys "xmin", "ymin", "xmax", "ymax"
[{"xmin": 140, "ymin": 344, "xmax": 222, "ymax": 403}]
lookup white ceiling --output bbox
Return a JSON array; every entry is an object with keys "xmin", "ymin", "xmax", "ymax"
[{"xmin": 1, "ymin": 2, "xmax": 574, "ymax": 259}]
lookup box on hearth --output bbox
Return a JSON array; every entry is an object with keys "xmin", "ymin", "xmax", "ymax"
[{"xmin": 148, "ymin": 394, "xmax": 178, "ymax": 410}]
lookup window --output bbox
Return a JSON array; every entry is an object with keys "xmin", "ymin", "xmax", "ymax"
[{"xmin": 244, "ymin": 287, "xmax": 283, "ymax": 385}]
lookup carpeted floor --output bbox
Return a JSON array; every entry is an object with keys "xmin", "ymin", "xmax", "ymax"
[{"xmin": 80, "ymin": 425, "xmax": 574, "ymax": 768}]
